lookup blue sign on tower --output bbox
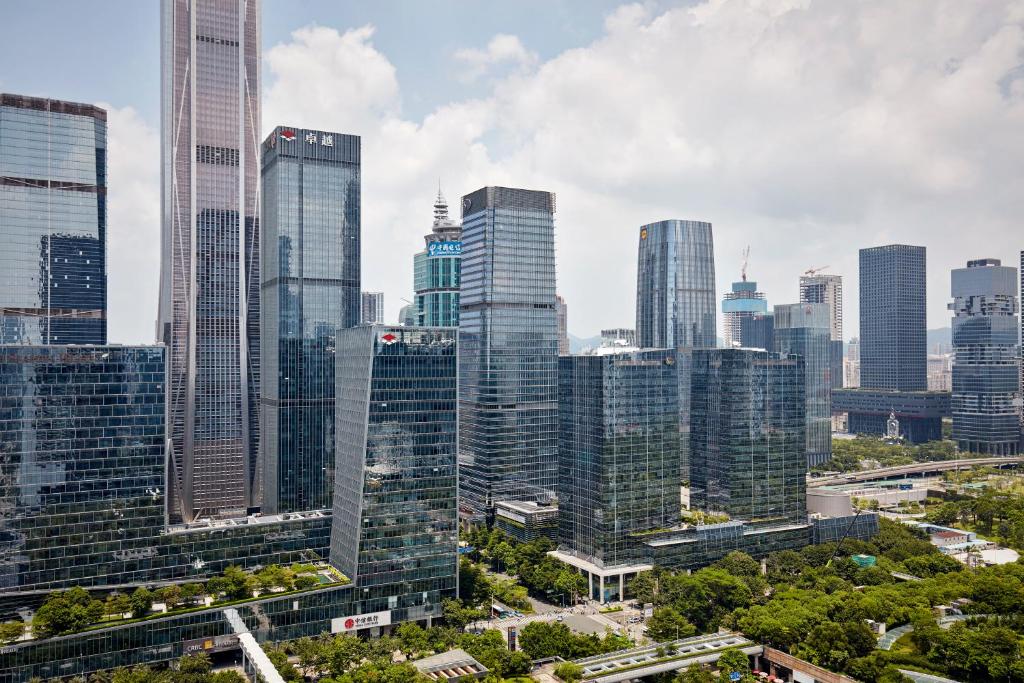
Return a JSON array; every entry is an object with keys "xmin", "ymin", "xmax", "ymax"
[{"xmin": 428, "ymin": 241, "xmax": 462, "ymax": 257}]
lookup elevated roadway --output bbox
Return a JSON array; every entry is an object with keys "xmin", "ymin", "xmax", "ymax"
[{"xmin": 809, "ymin": 457, "xmax": 1024, "ymax": 487}]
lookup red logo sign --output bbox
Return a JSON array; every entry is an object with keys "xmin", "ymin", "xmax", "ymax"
[
  {"xmin": 381, "ymin": 333, "xmax": 397, "ymax": 344},
  {"xmin": 280, "ymin": 129, "xmax": 296, "ymax": 142},
  {"xmin": 344, "ymin": 618, "xmax": 355, "ymax": 629}
]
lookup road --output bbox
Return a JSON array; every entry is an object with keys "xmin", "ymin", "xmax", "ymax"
[{"xmin": 808, "ymin": 457, "xmax": 1024, "ymax": 487}]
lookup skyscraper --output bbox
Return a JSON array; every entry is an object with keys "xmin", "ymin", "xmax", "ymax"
[
  {"xmin": 739, "ymin": 313, "xmax": 774, "ymax": 350},
  {"xmin": 950, "ymin": 259, "xmax": 1020, "ymax": 455},
  {"xmin": 158, "ymin": 0, "xmax": 262, "ymax": 522},
  {"xmin": 459, "ymin": 186, "xmax": 558, "ymax": 520},
  {"xmin": 556, "ymin": 295, "xmax": 569, "ymax": 354},
  {"xmin": 722, "ymin": 280, "xmax": 768, "ymax": 348},
  {"xmin": 330, "ymin": 325, "xmax": 458, "ymax": 623},
  {"xmin": 557, "ymin": 349, "xmax": 680, "ymax": 569},
  {"xmin": 774, "ymin": 303, "xmax": 832, "ymax": 466},
  {"xmin": 859, "ymin": 245, "xmax": 927, "ymax": 391},
  {"xmin": 260, "ymin": 127, "xmax": 361, "ymax": 514},
  {"xmin": 414, "ymin": 188, "xmax": 461, "ymax": 327},
  {"xmin": 0, "ymin": 94, "xmax": 107, "ymax": 345},
  {"xmin": 800, "ymin": 273, "xmax": 844, "ymax": 389},
  {"xmin": 635, "ymin": 220, "xmax": 717, "ymax": 349},
  {"xmin": 690, "ymin": 348, "xmax": 806, "ymax": 525},
  {"xmin": 360, "ymin": 291, "xmax": 384, "ymax": 325}
]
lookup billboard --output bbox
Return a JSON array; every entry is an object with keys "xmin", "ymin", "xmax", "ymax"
[
  {"xmin": 331, "ymin": 610, "xmax": 392, "ymax": 633},
  {"xmin": 427, "ymin": 241, "xmax": 462, "ymax": 258}
]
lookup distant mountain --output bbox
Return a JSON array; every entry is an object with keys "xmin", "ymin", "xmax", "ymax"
[{"xmin": 568, "ymin": 333, "xmax": 601, "ymax": 353}]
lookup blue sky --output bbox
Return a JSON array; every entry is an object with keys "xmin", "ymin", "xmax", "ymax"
[{"xmin": 2, "ymin": 1, "xmax": 1021, "ymax": 344}]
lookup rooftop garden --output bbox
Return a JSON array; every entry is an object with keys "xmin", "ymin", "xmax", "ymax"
[{"xmin": 1, "ymin": 563, "xmax": 348, "ymax": 644}]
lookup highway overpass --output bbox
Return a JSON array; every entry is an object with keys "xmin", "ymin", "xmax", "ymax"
[{"xmin": 809, "ymin": 457, "xmax": 1024, "ymax": 487}]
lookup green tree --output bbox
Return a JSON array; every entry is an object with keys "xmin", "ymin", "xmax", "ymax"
[
  {"xmin": 0, "ymin": 621, "xmax": 24, "ymax": 644},
  {"xmin": 289, "ymin": 637, "xmax": 324, "ymax": 679},
  {"xmin": 675, "ymin": 664, "xmax": 715, "ymax": 683},
  {"xmin": 716, "ymin": 648, "xmax": 751, "ymax": 679},
  {"xmin": 628, "ymin": 571, "xmax": 658, "ymax": 605},
  {"xmin": 395, "ymin": 622, "xmax": 431, "ymax": 658},
  {"xmin": 129, "ymin": 587, "xmax": 154, "ymax": 618},
  {"xmin": 105, "ymin": 593, "xmax": 131, "ymax": 617},
  {"xmin": 256, "ymin": 564, "xmax": 293, "ymax": 593},
  {"xmin": 33, "ymin": 587, "xmax": 105, "ymax": 638},
  {"xmin": 554, "ymin": 662, "xmax": 583, "ymax": 682},
  {"xmin": 441, "ymin": 598, "xmax": 486, "ymax": 629},
  {"xmin": 458, "ymin": 558, "xmax": 492, "ymax": 606},
  {"xmin": 555, "ymin": 570, "xmax": 588, "ymax": 605},
  {"xmin": 263, "ymin": 645, "xmax": 301, "ymax": 682},
  {"xmin": 171, "ymin": 653, "xmax": 211, "ymax": 683},
  {"xmin": 646, "ymin": 607, "xmax": 697, "ymax": 642},
  {"xmin": 322, "ymin": 633, "xmax": 368, "ymax": 676},
  {"xmin": 294, "ymin": 574, "xmax": 319, "ymax": 590}
]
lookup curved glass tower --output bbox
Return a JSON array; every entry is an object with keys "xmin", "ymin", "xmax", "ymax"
[{"xmin": 635, "ymin": 220, "xmax": 716, "ymax": 349}]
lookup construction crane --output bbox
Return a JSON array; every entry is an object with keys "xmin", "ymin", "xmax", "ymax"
[
  {"xmin": 741, "ymin": 246, "xmax": 750, "ymax": 282},
  {"xmin": 803, "ymin": 265, "xmax": 830, "ymax": 277}
]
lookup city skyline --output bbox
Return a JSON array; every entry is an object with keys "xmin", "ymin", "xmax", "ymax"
[{"xmin": 1, "ymin": 1, "xmax": 1020, "ymax": 343}]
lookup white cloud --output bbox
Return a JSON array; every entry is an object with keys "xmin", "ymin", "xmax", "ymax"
[
  {"xmin": 453, "ymin": 34, "xmax": 539, "ymax": 82},
  {"xmin": 103, "ymin": 104, "xmax": 160, "ymax": 344},
  {"xmin": 109, "ymin": 1, "xmax": 1024, "ymax": 343}
]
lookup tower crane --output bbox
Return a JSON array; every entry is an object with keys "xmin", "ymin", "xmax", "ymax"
[{"xmin": 803, "ymin": 265, "xmax": 830, "ymax": 277}]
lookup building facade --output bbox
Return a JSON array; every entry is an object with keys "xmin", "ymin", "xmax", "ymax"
[
  {"xmin": 557, "ymin": 349, "xmax": 680, "ymax": 568},
  {"xmin": 360, "ymin": 291, "xmax": 384, "ymax": 325},
  {"xmin": 330, "ymin": 325, "xmax": 458, "ymax": 625},
  {"xmin": 600, "ymin": 328, "xmax": 636, "ymax": 347},
  {"xmin": 635, "ymin": 220, "xmax": 717, "ymax": 349},
  {"xmin": 458, "ymin": 187, "xmax": 559, "ymax": 520},
  {"xmin": 833, "ymin": 388, "xmax": 949, "ymax": 442},
  {"xmin": 158, "ymin": 0, "xmax": 262, "ymax": 522},
  {"xmin": 690, "ymin": 348, "xmax": 807, "ymax": 525},
  {"xmin": 260, "ymin": 127, "xmax": 361, "ymax": 514},
  {"xmin": 0, "ymin": 346, "xmax": 165, "ymax": 591},
  {"xmin": 774, "ymin": 303, "xmax": 832, "ymax": 467},
  {"xmin": 414, "ymin": 188, "xmax": 461, "ymax": 327},
  {"xmin": 950, "ymin": 259, "xmax": 1020, "ymax": 455},
  {"xmin": 0, "ymin": 94, "xmax": 107, "ymax": 346},
  {"xmin": 799, "ymin": 273, "xmax": 843, "ymax": 389},
  {"xmin": 739, "ymin": 313, "xmax": 774, "ymax": 351},
  {"xmin": 557, "ymin": 295, "xmax": 569, "ymax": 355},
  {"xmin": 859, "ymin": 245, "xmax": 927, "ymax": 391},
  {"xmin": 722, "ymin": 281, "xmax": 768, "ymax": 349}
]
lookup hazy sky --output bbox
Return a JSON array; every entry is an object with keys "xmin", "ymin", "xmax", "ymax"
[{"xmin": 2, "ymin": 0, "xmax": 1021, "ymax": 343}]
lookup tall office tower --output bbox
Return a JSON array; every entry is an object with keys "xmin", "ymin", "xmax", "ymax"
[
  {"xmin": 158, "ymin": 0, "xmax": 262, "ymax": 522},
  {"xmin": 360, "ymin": 291, "xmax": 384, "ymax": 325},
  {"xmin": 775, "ymin": 303, "xmax": 832, "ymax": 466},
  {"xmin": 690, "ymin": 348, "xmax": 806, "ymax": 524},
  {"xmin": 601, "ymin": 328, "xmax": 636, "ymax": 347},
  {"xmin": 635, "ymin": 220, "xmax": 717, "ymax": 349},
  {"xmin": 834, "ymin": 245, "xmax": 940, "ymax": 441},
  {"xmin": 722, "ymin": 280, "xmax": 768, "ymax": 348},
  {"xmin": 330, "ymin": 326, "xmax": 458, "ymax": 623},
  {"xmin": 459, "ymin": 187, "xmax": 558, "ymax": 520},
  {"xmin": 859, "ymin": 245, "xmax": 927, "ymax": 390},
  {"xmin": 800, "ymin": 273, "xmax": 844, "ymax": 389},
  {"xmin": 950, "ymin": 259, "xmax": 1020, "ymax": 455},
  {"xmin": 739, "ymin": 312, "xmax": 774, "ymax": 350},
  {"xmin": 557, "ymin": 349, "xmax": 680, "ymax": 570},
  {"xmin": 414, "ymin": 188, "xmax": 461, "ymax": 327},
  {"xmin": 556, "ymin": 295, "xmax": 569, "ymax": 355},
  {"xmin": 0, "ymin": 346, "xmax": 166, "ymax": 591},
  {"xmin": 635, "ymin": 219, "xmax": 716, "ymax": 484},
  {"xmin": 845, "ymin": 337, "xmax": 861, "ymax": 388},
  {"xmin": 0, "ymin": 94, "xmax": 107, "ymax": 345},
  {"xmin": 260, "ymin": 127, "xmax": 360, "ymax": 514},
  {"xmin": 398, "ymin": 303, "xmax": 417, "ymax": 326}
]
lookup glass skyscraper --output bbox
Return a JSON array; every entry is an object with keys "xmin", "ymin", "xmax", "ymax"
[
  {"xmin": 260, "ymin": 127, "xmax": 360, "ymax": 514},
  {"xmin": 360, "ymin": 291, "xmax": 384, "ymax": 325},
  {"xmin": 635, "ymin": 220, "xmax": 717, "ymax": 349},
  {"xmin": 557, "ymin": 349, "xmax": 680, "ymax": 568},
  {"xmin": 859, "ymin": 245, "xmax": 927, "ymax": 391},
  {"xmin": 690, "ymin": 348, "xmax": 806, "ymax": 525},
  {"xmin": 459, "ymin": 187, "xmax": 558, "ymax": 520},
  {"xmin": 0, "ymin": 346, "xmax": 165, "ymax": 591},
  {"xmin": 739, "ymin": 313, "xmax": 774, "ymax": 351},
  {"xmin": 330, "ymin": 326, "xmax": 458, "ymax": 624},
  {"xmin": 0, "ymin": 94, "xmax": 107, "ymax": 345},
  {"xmin": 414, "ymin": 188, "xmax": 461, "ymax": 327},
  {"xmin": 799, "ymin": 273, "xmax": 844, "ymax": 389},
  {"xmin": 950, "ymin": 259, "xmax": 1020, "ymax": 455},
  {"xmin": 774, "ymin": 303, "xmax": 832, "ymax": 467},
  {"xmin": 158, "ymin": 0, "xmax": 262, "ymax": 522}
]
